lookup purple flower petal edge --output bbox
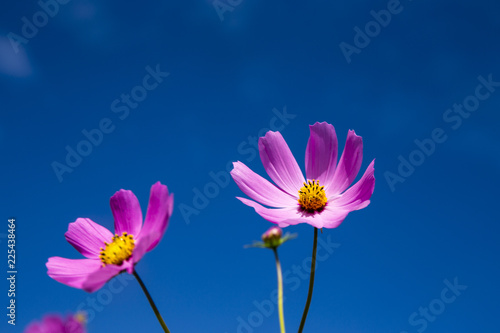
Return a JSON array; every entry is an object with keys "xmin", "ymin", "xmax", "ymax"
[
  {"xmin": 110, "ymin": 189, "xmax": 143, "ymax": 237},
  {"xmin": 305, "ymin": 122, "xmax": 338, "ymax": 185},
  {"xmin": 65, "ymin": 218, "xmax": 113, "ymax": 259},
  {"xmin": 259, "ymin": 131, "xmax": 305, "ymax": 196},
  {"xmin": 138, "ymin": 181, "xmax": 174, "ymax": 252},
  {"xmin": 231, "ymin": 161, "xmax": 297, "ymax": 208}
]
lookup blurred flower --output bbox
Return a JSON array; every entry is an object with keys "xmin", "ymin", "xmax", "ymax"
[
  {"xmin": 24, "ymin": 312, "xmax": 86, "ymax": 333},
  {"xmin": 246, "ymin": 226, "xmax": 296, "ymax": 249},
  {"xmin": 262, "ymin": 226, "xmax": 282, "ymax": 244},
  {"xmin": 47, "ymin": 182, "xmax": 173, "ymax": 292},
  {"xmin": 231, "ymin": 122, "xmax": 375, "ymax": 228}
]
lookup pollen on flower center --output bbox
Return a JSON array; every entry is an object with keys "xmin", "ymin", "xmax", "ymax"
[
  {"xmin": 298, "ymin": 179, "xmax": 327, "ymax": 212},
  {"xmin": 99, "ymin": 232, "xmax": 135, "ymax": 267}
]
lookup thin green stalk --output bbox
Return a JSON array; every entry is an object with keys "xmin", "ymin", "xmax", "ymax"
[
  {"xmin": 298, "ymin": 227, "xmax": 318, "ymax": 333},
  {"xmin": 133, "ymin": 271, "xmax": 171, "ymax": 333},
  {"xmin": 273, "ymin": 248, "xmax": 286, "ymax": 333}
]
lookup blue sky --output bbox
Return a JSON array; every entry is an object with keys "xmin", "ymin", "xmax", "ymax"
[{"xmin": 1, "ymin": 0, "xmax": 499, "ymax": 332}]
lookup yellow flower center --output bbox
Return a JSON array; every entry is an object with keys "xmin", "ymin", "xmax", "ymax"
[
  {"xmin": 99, "ymin": 232, "xmax": 135, "ymax": 267},
  {"xmin": 298, "ymin": 179, "xmax": 327, "ymax": 212}
]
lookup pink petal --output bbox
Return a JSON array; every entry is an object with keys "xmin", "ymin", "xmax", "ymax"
[
  {"xmin": 305, "ymin": 122, "xmax": 338, "ymax": 185},
  {"xmin": 231, "ymin": 161, "xmax": 297, "ymax": 207},
  {"xmin": 333, "ymin": 159, "xmax": 375, "ymax": 211},
  {"xmin": 110, "ymin": 189, "xmax": 143, "ymax": 237},
  {"xmin": 65, "ymin": 218, "xmax": 113, "ymax": 259},
  {"xmin": 237, "ymin": 197, "xmax": 327, "ymax": 228},
  {"xmin": 46, "ymin": 257, "xmax": 102, "ymax": 291},
  {"xmin": 237, "ymin": 197, "xmax": 354, "ymax": 229},
  {"xmin": 316, "ymin": 205, "xmax": 351, "ymax": 229},
  {"xmin": 64, "ymin": 316, "xmax": 86, "ymax": 333},
  {"xmin": 328, "ymin": 130, "xmax": 364, "ymax": 196},
  {"xmin": 259, "ymin": 131, "xmax": 305, "ymax": 196},
  {"xmin": 25, "ymin": 315, "xmax": 65, "ymax": 333},
  {"xmin": 132, "ymin": 234, "xmax": 153, "ymax": 265},
  {"xmin": 23, "ymin": 323, "xmax": 41, "ymax": 333},
  {"xmin": 137, "ymin": 182, "xmax": 173, "ymax": 252},
  {"xmin": 82, "ymin": 263, "xmax": 125, "ymax": 292}
]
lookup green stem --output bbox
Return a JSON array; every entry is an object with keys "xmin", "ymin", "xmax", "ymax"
[
  {"xmin": 298, "ymin": 227, "xmax": 318, "ymax": 333},
  {"xmin": 273, "ymin": 248, "xmax": 286, "ymax": 333},
  {"xmin": 133, "ymin": 271, "xmax": 171, "ymax": 333}
]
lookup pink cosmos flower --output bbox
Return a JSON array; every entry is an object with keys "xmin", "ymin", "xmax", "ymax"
[
  {"xmin": 231, "ymin": 122, "xmax": 375, "ymax": 229},
  {"xmin": 24, "ymin": 313, "xmax": 86, "ymax": 333},
  {"xmin": 46, "ymin": 182, "xmax": 173, "ymax": 292}
]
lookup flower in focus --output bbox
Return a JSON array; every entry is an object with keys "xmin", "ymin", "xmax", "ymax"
[
  {"xmin": 24, "ymin": 312, "xmax": 86, "ymax": 333},
  {"xmin": 47, "ymin": 182, "xmax": 173, "ymax": 292},
  {"xmin": 231, "ymin": 122, "xmax": 375, "ymax": 229}
]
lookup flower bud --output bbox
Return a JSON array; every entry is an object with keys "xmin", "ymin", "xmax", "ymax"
[
  {"xmin": 245, "ymin": 226, "xmax": 296, "ymax": 250},
  {"xmin": 262, "ymin": 226, "xmax": 283, "ymax": 248}
]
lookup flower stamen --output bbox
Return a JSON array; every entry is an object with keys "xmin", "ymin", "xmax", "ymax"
[
  {"xmin": 298, "ymin": 179, "xmax": 327, "ymax": 212},
  {"xmin": 99, "ymin": 232, "xmax": 135, "ymax": 266}
]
